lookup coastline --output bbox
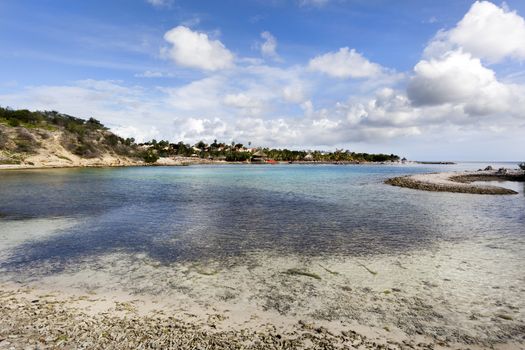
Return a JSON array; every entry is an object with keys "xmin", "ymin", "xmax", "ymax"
[
  {"xmin": 385, "ymin": 170, "xmax": 524, "ymax": 195},
  {"xmin": 0, "ymin": 157, "xmax": 395, "ymax": 171},
  {"xmin": 2, "ymin": 244, "xmax": 523, "ymax": 350}
]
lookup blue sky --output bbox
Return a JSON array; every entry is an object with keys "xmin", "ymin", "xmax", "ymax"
[{"xmin": 1, "ymin": 0, "xmax": 525, "ymax": 160}]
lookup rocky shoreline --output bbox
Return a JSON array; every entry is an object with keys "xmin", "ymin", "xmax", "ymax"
[
  {"xmin": 385, "ymin": 169, "xmax": 524, "ymax": 195},
  {"xmin": 0, "ymin": 158, "xmax": 397, "ymax": 170}
]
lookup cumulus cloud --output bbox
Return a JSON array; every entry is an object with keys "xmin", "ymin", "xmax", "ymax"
[
  {"xmin": 408, "ymin": 50, "xmax": 513, "ymax": 115},
  {"xmin": 425, "ymin": 1, "xmax": 525, "ymax": 63},
  {"xmin": 308, "ymin": 47, "xmax": 383, "ymax": 79},
  {"xmin": 407, "ymin": 2, "xmax": 525, "ymax": 122},
  {"xmin": 163, "ymin": 26, "xmax": 234, "ymax": 71}
]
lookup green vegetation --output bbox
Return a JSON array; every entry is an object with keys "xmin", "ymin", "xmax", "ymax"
[
  {"xmin": 140, "ymin": 139, "xmax": 400, "ymax": 163},
  {"xmin": 0, "ymin": 158, "xmax": 21, "ymax": 165},
  {"xmin": 141, "ymin": 149, "xmax": 160, "ymax": 163},
  {"xmin": 0, "ymin": 107, "xmax": 138, "ymax": 160},
  {"xmin": 1, "ymin": 107, "xmax": 402, "ymax": 164}
]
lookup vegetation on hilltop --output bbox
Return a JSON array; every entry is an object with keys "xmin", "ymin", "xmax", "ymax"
[
  {"xmin": 1, "ymin": 107, "xmax": 401, "ymax": 165},
  {"xmin": 0, "ymin": 107, "xmax": 140, "ymax": 163}
]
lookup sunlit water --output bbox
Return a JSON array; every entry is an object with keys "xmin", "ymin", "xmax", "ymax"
[{"xmin": 0, "ymin": 163, "xmax": 524, "ymax": 344}]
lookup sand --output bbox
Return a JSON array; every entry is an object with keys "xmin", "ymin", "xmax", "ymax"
[{"xmin": 1, "ymin": 237, "xmax": 524, "ymax": 349}]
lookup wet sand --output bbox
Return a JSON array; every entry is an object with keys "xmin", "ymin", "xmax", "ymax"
[{"xmin": 1, "ymin": 239, "xmax": 524, "ymax": 349}]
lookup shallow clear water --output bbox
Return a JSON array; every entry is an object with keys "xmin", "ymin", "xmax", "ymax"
[
  {"xmin": 1, "ymin": 163, "xmax": 525, "ymax": 343},
  {"xmin": 0, "ymin": 163, "xmax": 523, "ymax": 273}
]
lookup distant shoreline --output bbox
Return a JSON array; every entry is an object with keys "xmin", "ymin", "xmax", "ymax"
[
  {"xmin": 385, "ymin": 169, "xmax": 524, "ymax": 195},
  {"xmin": 0, "ymin": 157, "xmax": 400, "ymax": 171}
]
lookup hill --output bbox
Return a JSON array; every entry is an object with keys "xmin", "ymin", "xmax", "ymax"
[{"xmin": 0, "ymin": 108, "xmax": 143, "ymax": 168}]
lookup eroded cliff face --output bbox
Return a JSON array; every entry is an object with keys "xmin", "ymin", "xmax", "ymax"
[{"xmin": 0, "ymin": 123, "xmax": 142, "ymax": 169}]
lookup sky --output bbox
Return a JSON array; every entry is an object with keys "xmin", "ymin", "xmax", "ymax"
[{"xmin": 1, "ymin": 0, "xmax": 525, "ymax": 161}]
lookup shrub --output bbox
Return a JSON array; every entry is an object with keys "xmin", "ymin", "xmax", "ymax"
[
  {"xmin": 15, "ymin": 140, "xmax": 36, "ymax": 153},
  {"xmin": 519, "ymin": 163, "xmax": 525, "ymax": 171},
  {"xmin": 142, "ymin": 149, "xmax": 159, "ymax": 163},
  {"xmin": 0, "ymin": 130, "xmax": 7, "ymax": 149},
  {"xmin": 15, "ymin": 129, "xmax": 39, "ymax": 153},
  {"xmin": 8, "ymin": 119, "xmax": 20, "ymax": 127},
  {"xmin": 73, "ymin": 142, "xmax": 101, "ymax": 158},
  {"xmin": 104, "ymin": 134, "xmax": 120, "ymax": 147},
  {"xmin": 86, "ymin": 117, "xmax": 105, "ymax": 130}
]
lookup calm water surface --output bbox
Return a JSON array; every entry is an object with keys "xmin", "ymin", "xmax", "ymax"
[{"xmin": 0, "ymin": 163, "xmax": 524, "ymax": 274}]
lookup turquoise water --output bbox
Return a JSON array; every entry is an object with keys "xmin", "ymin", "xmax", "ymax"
[{"xmin": 0, "ymin": 163, "xmax": 523, "ymax": 273}]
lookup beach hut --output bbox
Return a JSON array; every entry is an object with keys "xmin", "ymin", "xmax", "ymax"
[
  {"xmin": 251, "ymin": 150, "xmax": 267, "ymax": 163},
  {"xmin": 303, "ymin": 153, "xmax": 314, "ymax": 161}
]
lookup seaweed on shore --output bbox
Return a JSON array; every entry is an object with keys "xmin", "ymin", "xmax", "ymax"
[
  {"xmin": 284, "ymin": 268, "xmax": 321, "ymax": 280},
  {"xmin": 356, "ymin": 262, "xmax": 378, "ymax": 276},
  {"xmin": 318, "ymin": 264, "xmax": 339, "ymax": 275}
]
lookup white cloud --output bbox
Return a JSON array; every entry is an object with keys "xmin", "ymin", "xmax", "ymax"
[
  {"xmin": 163, "ymin": 76, "xmax": 225, "ymax": 111},
  {"xmin": 163, "ymin": 26, "xmax": 234, "ymax": 71},
  {"xmin": 408, "ymin": 51, "xmax": 512, "ymax": 113},
  {"xmin": 308, "ymin": 47, "xmax": 383, "ymax": 79},
  {"xmin": 2, "ymin": 76, "xmax": 524, "ymax": 159},
  {"xmin": 224, "ymin": 93, "xmax": 265, "ymax": 116},
  {"xmin": 405, "ymin": 1, "xmax": 525, "ymax": 134},
  {"xmin": 259, "ymin": 31, "xmax": 280, "ymax": 61},
  {"xmin": 282, "ymin": 84, "xmax": 306, "ymax": 103},
  {"xmin": 224, "ymin": 93, "xmax": 262, "ymax": 109},
  {"xmin": 425, "ymin": 1, "xmax": 525, "ymax": 63},
  {"xmin": 111, "ymin": 125, "xmax": 161, "ymax": 143}
]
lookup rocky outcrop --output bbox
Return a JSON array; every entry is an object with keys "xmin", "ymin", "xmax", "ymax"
[{"xmin": 385, "ymin": 170, "xmax": 524, "ymax": 195}]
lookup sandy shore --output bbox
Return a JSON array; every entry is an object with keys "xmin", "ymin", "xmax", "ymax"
[
  {"xmin": 385, "ymin": 170, "xmax": 524, "ymax": 195},
  {"xmin": 1, "ymin": 243, "xmax": 524, "ymax": 349},
  {"xmin": 0, "ymin": 285, "xmax": 436, "ymax": 350},
  {"xmin": 0, "ymin": 157, "xmax": 237, "ymax": 170}
]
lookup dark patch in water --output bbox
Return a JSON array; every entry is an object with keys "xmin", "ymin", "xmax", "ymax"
[{"xmin": 0, "ymin": 166, "xmax": 524, "ymax": 277}]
